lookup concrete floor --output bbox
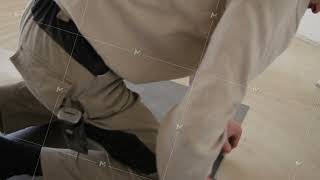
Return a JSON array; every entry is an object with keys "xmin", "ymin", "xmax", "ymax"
[{"xmin": 1, "ymin": 0, "xmax": 320, "ymax": 179}]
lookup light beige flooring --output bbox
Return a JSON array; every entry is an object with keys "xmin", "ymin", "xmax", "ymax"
[
  {"xmin": 219, "ymin": 38, "xmax": 320, "ymax": 180},
  {"xmin": 0, "ymin": 0, "xmax": 28, "ymax": 51},
  {"xmin": 1, "ymin": 1, "xmax": 320, "ymax": 179}
]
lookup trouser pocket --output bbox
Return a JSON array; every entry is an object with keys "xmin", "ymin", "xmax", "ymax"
[
  {"xmin": 10, "ymin": 47, "xmax": 73, "ymax": 114},
  {"xmin": 78, "ymin": 71, "xmax": 137, "ymax": 119}
]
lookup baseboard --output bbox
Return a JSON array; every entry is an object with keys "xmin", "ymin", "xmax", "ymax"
[{"xmin": 296, "ymin": 34, "xmax": 320, "ymax": 47}]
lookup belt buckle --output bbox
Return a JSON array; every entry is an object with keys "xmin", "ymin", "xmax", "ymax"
[{"xmin": 58, "ymin": 107, "xmax": 88, "ymax": 155}]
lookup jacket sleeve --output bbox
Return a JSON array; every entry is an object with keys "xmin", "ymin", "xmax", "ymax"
[{"xmin": 156, "ymin": 0, "xmax": 310, "ymax": 179}]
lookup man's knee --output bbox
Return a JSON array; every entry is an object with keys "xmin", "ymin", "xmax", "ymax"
[
  {"xmin": 0, "ymin": 82, "xmax": 25, "ymax": 132},
  {"xmin": 0, "ymin": 82, "xmax": 24, "ymax": 109},
  {"xmin": 0, "ymin": 81, "xmax": 54, "ymax": 133}
]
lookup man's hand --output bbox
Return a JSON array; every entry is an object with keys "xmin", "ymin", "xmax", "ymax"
[
  {"xmin": 207, "ymin": 121, "xmax": 242, "ymax": 180},
  {"xmin": 222, "ymin": 120, "xmax": 242, "ymax": 154}
]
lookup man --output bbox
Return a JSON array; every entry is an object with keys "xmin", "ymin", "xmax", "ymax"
[{"xmin": 0, "ymin": 0, "xmax": 318, "ymax": 180}]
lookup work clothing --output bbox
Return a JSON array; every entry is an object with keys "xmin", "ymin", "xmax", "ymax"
[
  {"xmin": 7, "ymin": 0, "xmax": 310, "ymax": 179},
  {"xmin": 9, "ymin": 0, "xmax": 159, "ymax": 179},
  {"xmin": 0, "ymin": 82, "xmax": 159, "ymax": 179}
]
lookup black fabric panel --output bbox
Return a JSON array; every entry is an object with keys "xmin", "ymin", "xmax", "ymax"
[
  {"xmin": 85, "ymin": 123, "xmax": 157, "ymax": 174},
  {"xmin": 31, "ymin": 0, "xmax": 109, "ymax": 76}
]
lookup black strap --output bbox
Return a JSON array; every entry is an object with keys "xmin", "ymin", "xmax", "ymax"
[
  {"xmin": 85, "ymin": 124, "xmax": 157, "ymax": 174},
  {"xmin": 31, "ymin": 0, "xmax": 109, "ymax": 76}
]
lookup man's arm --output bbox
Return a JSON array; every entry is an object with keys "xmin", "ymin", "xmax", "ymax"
[{"xmin": 156, "ymin": 0, "xmax": 310, "ymax": 179}]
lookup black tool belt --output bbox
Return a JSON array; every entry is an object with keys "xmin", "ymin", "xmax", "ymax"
[{"xmin": 30, "ymin": 0, "xmax": 157, "ymax": 175}]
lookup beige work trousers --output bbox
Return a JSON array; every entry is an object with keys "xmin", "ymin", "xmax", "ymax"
[
  {"xmin": 4, "ymin": 1, "xmax": 159, "ymax": 179},
  {"xmin": 0, "ymin": 82, "xmax": 158, "ymax": 180}
]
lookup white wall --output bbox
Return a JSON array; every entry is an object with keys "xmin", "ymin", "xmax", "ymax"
[{"xmin": 297, "ymin": 10, "xmax": 320, "ymax": 45}]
